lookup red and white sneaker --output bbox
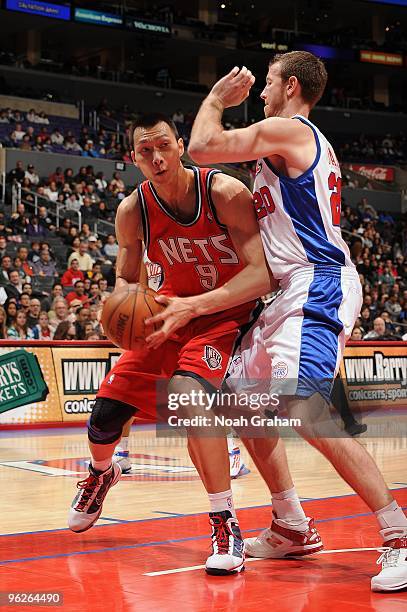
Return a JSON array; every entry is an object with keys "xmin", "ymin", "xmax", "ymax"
[
  {"xmin": 68, "ymin": 463, "xmax": 121, "ymax": 533},
  {"xmin": 371, "ymin": 536, "xmax": 407, "ymax": 592},
  {"xmin": 245, "ymin": 515, "xmax": 323, "ymax": 558},
  {"xmin": 205, "ymin": 511, "xmax": 245, "ymax": 575}
]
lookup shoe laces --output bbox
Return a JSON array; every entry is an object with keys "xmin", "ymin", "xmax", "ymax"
[
  {"xmin": 75, "ymin": 472, "xmax": 99, "ymax": 510},
  {"xmin": 210, "ymin": 517, "xmax": 231, "ymax": 555},
  {"xmin": 376, "ymin": 547, "xmax": 401, "ymax": 568}
]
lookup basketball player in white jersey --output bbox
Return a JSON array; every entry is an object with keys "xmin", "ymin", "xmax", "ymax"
[{"xmin": 146, "ymin": 52, "xmax": 407, "ymax": 591}]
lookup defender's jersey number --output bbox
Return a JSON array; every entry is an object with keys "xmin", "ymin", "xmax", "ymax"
[
  {"xmin": 253, "ymin": 186, "xmax": 275, "ymax": 220},
  {"xmin": 328, "ymin": 171, "xmax": 342, "ymax": 226}
]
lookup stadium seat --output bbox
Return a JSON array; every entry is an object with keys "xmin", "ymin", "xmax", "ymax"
[
  {"xmin": 5, "ymin": 243, "xmax": 17, "ymax": 255},
  {"xmin": 31, "ymin": 275, "xmax": 55, "ymax": 294}
]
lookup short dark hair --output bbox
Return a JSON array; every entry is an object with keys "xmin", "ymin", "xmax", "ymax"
[
  {"xmin": 270, "ymin": 51, "xmax": 328, "ymax": 107},
  {"xmin": 130, "ymin": 113, "xmax": 179, "ymax": 147}
]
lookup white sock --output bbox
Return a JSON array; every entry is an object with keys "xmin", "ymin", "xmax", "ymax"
[
  {"xmin": 375, "ymin": 500, "xmax": 407, "ymax": 542},
  {"xmin": 116, "ymin": 436, "xmax": 129, "ymax": 453},
  {"xmin": 272, "ymin": 487, "xmax": 308, "ymax": 530},
  {"xmin": 91, "ymin": 458, "xmax": 112, "ymax": 473},
  {"xmin": 227, "ymin": 434, "xmax": 238, "ymax": 452},
  {"xmin": 208, "ymin": 489, "xmax": 236, "ymax": 518}
]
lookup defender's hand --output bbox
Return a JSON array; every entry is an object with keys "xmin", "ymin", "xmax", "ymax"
[
  {"xmin": 209, "ymin": 66, "xmax": 255, "ymax": 109},
  {"xmin": 145, "ymin": 295, "xmax": 198, "ymax": 349}
]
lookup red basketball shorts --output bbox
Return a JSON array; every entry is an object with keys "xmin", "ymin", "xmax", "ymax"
[{"xmin": 97, "ymin": 302, "xmax": 258, "ymax": 421}]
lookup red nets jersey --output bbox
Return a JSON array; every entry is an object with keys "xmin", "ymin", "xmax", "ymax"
[
  {"xmin": 98, "ymin": 166, "xmax": 260, "ymax": 411},
  {"xmin": 138, "ymin": 166, "xmax": 246, "ymax": 298}
]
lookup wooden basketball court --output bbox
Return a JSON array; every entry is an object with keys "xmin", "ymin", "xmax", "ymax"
[{"xmin": 1, "ymin": 420, "xmax": 407, "ymax": 610}]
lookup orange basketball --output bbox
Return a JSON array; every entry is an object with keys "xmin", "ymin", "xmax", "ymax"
[{"xmin": 101, "ymin": 284, "xmax": 165, "ymax": 350}]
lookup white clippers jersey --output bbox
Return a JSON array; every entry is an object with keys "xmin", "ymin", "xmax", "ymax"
[{"xmin": 253, "ymin": 115, "xmax": 354, "ymax": 280}]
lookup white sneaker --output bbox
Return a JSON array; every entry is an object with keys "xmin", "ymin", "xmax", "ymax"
[
  {"xmin": 205, "ymin": 511, "xmax": 245, "ymax": 575},
  {"xmin": 113, "ymin": 450, "xmax": 132, "ymax": 474},
  {"xmin": 68, "ymin": 463, "xmax": 121, "ymax": 533},
  {"xmin": 227, "ymin": 439, "xmax": 249, "ymax": 479},
  {"xmin": 245, "ymin": 516, "xmax": 323, "ymax": 558},
  {"xmin": 371, "ymin": 536, "xmax": 407, "ymax": 592},
  {"xmin": 228, "ymin": 446, "xmax": 242, "ymax": 478}
]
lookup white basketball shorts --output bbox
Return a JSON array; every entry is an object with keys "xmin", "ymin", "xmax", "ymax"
[{"xmin": 228, "ymin": 265, "xmax": 363, "ymax": 402}]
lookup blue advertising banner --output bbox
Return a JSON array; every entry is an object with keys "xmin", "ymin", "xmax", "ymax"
[
  {"xmin": 74, "ymin": 7, "xmax": 123, "ymax": 27},
  {"xmin": 5, "ymin": 0, "xmax": 71, "ymax": 20},
  {"xmin": 295, "ymin": 43, "xmax": 355, "ymax": 62},
  {"xmin": 364, "ymin": 0, "xmax": 407, "ymax": 5}
]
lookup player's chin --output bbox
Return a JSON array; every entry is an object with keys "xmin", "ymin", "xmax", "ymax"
[{"xmin": 263, "ymin": 105, "xmax": 271, "ymax": 118}]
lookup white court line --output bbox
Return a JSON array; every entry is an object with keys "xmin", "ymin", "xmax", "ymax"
[
  {"xmin": 317, "ymin": 547, "xmax": 382, "ymax": 554},
  {"xmin": 144, "ymin": 547, "xmax": 383, "ymax": 576},
  {"xmin": 0, "ymin": 461, "xmax": 80, "ymax": 476}
]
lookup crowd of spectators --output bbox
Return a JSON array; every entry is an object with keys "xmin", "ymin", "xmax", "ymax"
[
  {"xmin": 341, "ymin": 198, "xmax": 407, "ymax": 341},
  {"xmin": 0, "ymin": 234, "xmax": 116, "ymax": 341},
  {"xmin": 1, "ymin": 91, "xmax": 406, "ymax": 344},
  {"xmin": 0, "ymin": 106, "xmax": 137, "ymax": 161},
  {"xmin": 3, "ymin": 99, "xmax": 407, "ymax": 172},
  {"xmin": 6, "ymin": 159, "xmax": 126, "ymax": 220},
  {"xmin": 0, "ymin": 160, "xmax": 126, "ymax": 341},
  {"xmin": 0, "ymin": 157, "xmax": 406, "ymax": 343},
  {"xmin": 337, "ymin": 133, "xmax": 407, "ymax": 166}
]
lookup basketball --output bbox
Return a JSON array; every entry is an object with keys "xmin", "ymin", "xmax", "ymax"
[{"xmin": 101, "ymin": 283, "xmax": 165, "ymax": 350}]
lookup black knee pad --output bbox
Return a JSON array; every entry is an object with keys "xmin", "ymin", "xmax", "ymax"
[{"xmin": 88, "ymin": 397, "xmax": 137, "ymax": 445}]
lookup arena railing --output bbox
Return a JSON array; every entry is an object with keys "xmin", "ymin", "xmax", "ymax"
[
  {"xmin": 11, "ymin": 181, "xmax": 21, "ymax": 213},
  {"xmin": 56, "ymin": 204, "xmax": 82, "ymax": 231},
  {"xmin": 0, "ymin": 171, "xmax": 5, "ymax": 204},
  {"xmin": 93, "ymin": 218, "xmax": 115, "ymax": 238},
  {"xmin": 18, "ymin": 187, "xmax": 49, "ymax": 216},
  {"xmin": 19, "ymin": 186, "xmax": 83, "ymax": 231},
  {"xmin": 15, "ymin": 180, "xmax": 116, "ymax": 238}
]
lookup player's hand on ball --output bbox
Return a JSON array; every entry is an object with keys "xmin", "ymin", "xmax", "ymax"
[
  {"xmin": 145, "ymin": 296, "xmax": 198, "ymax": 349},
  {"xmin": 102, "ymin": 283, "xmax": 165, "ymax": 350},
  {"xmin": 209, "ymin": 66, "xmax": 255, "ymax": 109}
]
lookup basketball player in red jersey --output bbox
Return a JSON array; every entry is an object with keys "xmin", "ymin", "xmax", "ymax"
[
  {"xmin": 112, "ymin": 254, "xmax": 249, "ymax": 480},
  {"xmin": 68, "ymin": 113, "xmax": 323, "ymax": 575}
]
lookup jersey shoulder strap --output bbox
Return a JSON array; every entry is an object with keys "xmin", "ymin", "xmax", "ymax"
[{"xmin": 196, "ymin": 166, "xmax": 225, "ymax": 228}]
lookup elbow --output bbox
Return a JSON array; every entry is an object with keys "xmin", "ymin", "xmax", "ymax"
[
  {"xmin": 188, "ymin": 134, "xmax": 224, "ymax": 164},
  {"xmin": 187, "ymin": 142, "xmax": 210, "ymax": 165}
]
